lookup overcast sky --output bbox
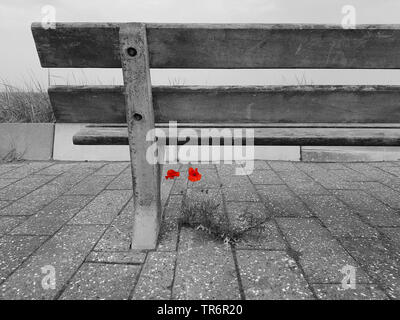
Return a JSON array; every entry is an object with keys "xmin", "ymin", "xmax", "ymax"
[{"xmin": 2, "ymin": 0, "xmax": 400, "ymax": 88}]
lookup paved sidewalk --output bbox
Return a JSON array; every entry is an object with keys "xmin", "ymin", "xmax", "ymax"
[{"xmin": 0, "ymin": 160, "xmax": 399, "ymax": 300}]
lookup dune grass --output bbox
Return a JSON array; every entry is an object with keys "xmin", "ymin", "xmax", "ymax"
[
  {"xmin": 0, "ymin": 79, "xmax": 54, "ymax": 123},
  {"xmin": 179, "ymin": 191, "xmax": 268, "ymax": 244}
]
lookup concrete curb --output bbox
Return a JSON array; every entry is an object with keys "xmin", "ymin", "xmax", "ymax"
[
  {"xmin": 301, "ymin": 146, "xmax": 400, "ymax": 162},
  {"xmin": 0, "ymin": 123, "xmax": 54, "ymax": 161}
]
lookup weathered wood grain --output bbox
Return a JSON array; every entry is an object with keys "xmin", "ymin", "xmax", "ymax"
[
  {"xmin": 49, "ymin": 85, "xmax": 400, "ymax": 124},
  {"xmin": 84, "ymin": 123, "xmax": 400, "ymax": 128},
  {"xmin": 120, "ymin": 23, "xmax": 161, "ymax": 250},
  {"xmin": 73, "ymin": 126, "xmax": 400, "ymax": 146},
  {"xmin": 32, "ymin": 23, "xmax": 400, "ymax": 68}
]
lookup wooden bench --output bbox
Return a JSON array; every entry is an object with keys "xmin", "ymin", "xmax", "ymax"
[{"xmin": 32, "ymin": 23, "xmax": 400, "ymax": 249}]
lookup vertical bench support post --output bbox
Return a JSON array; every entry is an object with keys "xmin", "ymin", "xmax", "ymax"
[{"xmin": 119, "ymin": 23, "xmax": 161, "ymax": 249}]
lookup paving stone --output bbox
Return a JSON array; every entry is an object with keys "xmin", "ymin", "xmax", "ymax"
[
  {"xmin": 378, "ymin": 165, "xmax": 400, "ymax": 177},
  {"xmin": 268, "ymin": 161, "xmax": 298, "ymax": 172},
  {"xmin": 65, "ymin": 175, "xmax": 114, "ymax": 195},
  {"xmin": 60, "ymin": 262, "xmax": 140, "ymax": 300},
  {"xmin": 223, "ymin": 185, "xmax": 259, "ymax": 202},
  {"xmin": 296, "ymin": 163, "xmax": 356, "ymax": 190},
  {"xmin": 277, "ymin": 218, "xmax": 371, "ymax": 284},
  {"xmin": 247, "ymin": 170, "xmax": 283, "ymax": 185},
  {"xmin": 69, "ymin": 162, "xmax": 106, "ymax": 175},
  {"xmin": 236, "ymin": 250, "xmax": 314, "ymax": 300},
  {"xmin": 246, "ymin": 160, "xmax": 270, "ymax": 170},
  {"xmin": 256, "ymin": 185, "xmax": 312, "ymax": 217},
  {"xmin": 0, "ymin": 201, "xmax": 10, "ymax": 209},
  {"xmin": 0, "ymin": 172, "xmax": 92, "ymax": 216},
  {"xmin": 340, "ymin": 236, "xmax": 400, "ymax": 299},
  {"xmin": 0, "ymin": 193, "xmax": 52, "ymax": 217},
  {"xmin": 0, "ymin": 216, "xmax": 26, "ymax": 236},
  {"xmin": 300, "ymin": 195, "xmax": 378, "ymax": 238},
  {"xmin": 326, "ymin": 168, "xmax": 373, "ymax": 182},
  {"xmin": 39, "ymin": 162, "xmax": 104, "ymax": 177},
  {"xmin": 158, "ymin": 195, "xmax": 183, "ymax": 251},
  {"xmin": 0, "ymin": 175, "xmax": 55, "ymax": 200},
  {"xmin": 278, "ymin": 168, "xmax": 310, "ymax": 179},
  {"xmin": 0, "ymin": 225, "xmax": 106, "ymax": 299},
  {"xmin": 378, "ymin": 177, "xmax": 400, "ymax": 194},
  {"xmin": 312, "ymin": 284, "xmax": 388, "ymax": 300},
  {"xmin": 106, "ymin": 168, "xmax": 132, "ymax": 190},
  {"xmin": 380, "ymin": 228, "xmax": 400, "ymax": 247},
  {"xmin": 172, "ymin": 228, "xmax": 240, "ymax": 300},
  {"xmin": 359, "ymin": 182, "xmax": 400, "ymax": 209},
  {"xmin": 35, "ymin": 163, "xmax": 78, "ymax": 175},
  {"xmin": 94, "ymin": 200, "xmax": 134, "ymax": 251},
  {"xmin": 344, "ymin": 163, "xmax": 395, "ymax": 182},
  {"xmin": 0, "ymin": 235, "xmax": 47, "ymax": 283},
  {"xmin": 3, "ymin": 160, "xmax": 400, "ymax": 301},
  {"xmin": 93, "ymin": 162, "xmax": 129, "ymax": 176},
  {"xmin": 69, "ymin": 190, "xmax": 131, "ymax": 225},
  {"xmin": 170, "ymin": 177, "xmax": 188, "ymax": 195},
  {"xmin": 278, "ymin": 171, "xmax": 328, "ymax": 195},
  {"xmin": 132, "ymin": 252, "xmax": 176, "ymax": 300},
  {"xmin": 216, "ymin": 163, "xmax": 246, "ymax": 176},
  {"xmin": 45, "ymin": 172, "xmax": 94, "ymax": 193},
  {"xmin": 333, "ymin": 190, "xmax": 400, "ymax": 227},
  {"xmin": 0, "ymin": 162, "xmax": 53, "ymax": 179},
  {"xmin": 369, "ymin": 161, "xmax": 400, "ymax": 168},
  {"xmin": 0, "ymin": 179, "xmax": 18, "ymax": 190},
  {"xmin": 86, "ymin": 251, "xmax": 146, "ymax": 264},
  {"xmin": 11, "ymin": 196, "xmax": 93, "ymax": 235},
  {"xmin": 219, "ymin": 175, "xmax": 252, "ymax": 188},
  {"xmin": 317, "ymin": 163, "xmax": 348, "ymax": 170},
  {"xmin": 294, "ymin": 162, "xmax": 322, "ymax": 171},
  {"xmin": 0, "ymin": 163, "xmax": 25, "ymax": 175},
  {"xmin": 347, "ymin": 181, "xmax": 377, "ymax": 190}
]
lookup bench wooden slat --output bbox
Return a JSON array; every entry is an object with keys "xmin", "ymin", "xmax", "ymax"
[
  {"xmin": 73, "ymin": 126, "xmax": 400, "ymax": 146},
  {"xmin": 49, "ymin": 85, "xmax": 400, "ymax": 124},
  {"xmin": 85, "ymin": 123, "xmax": 400, "ymax": 128},
  {"xmin": 32, "ymin": 23, "xmax": 400, "ymax": 69}
]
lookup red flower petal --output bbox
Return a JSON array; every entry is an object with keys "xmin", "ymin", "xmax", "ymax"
[
  {"xmin": 188, "ymin": 167, "xmax": 202, "ymax": 182},
  {"xmin": 165, "ymin": 169, "xmax": 180, "ymax": 180}
]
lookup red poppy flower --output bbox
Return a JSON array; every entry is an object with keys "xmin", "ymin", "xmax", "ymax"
[
  {"xmin": 165, "ymin": 169, "xmax": 180, "ymax": 180},
  {"xmin": 188, "ymin": 167, "xmax": 202, "ymax": 182}
]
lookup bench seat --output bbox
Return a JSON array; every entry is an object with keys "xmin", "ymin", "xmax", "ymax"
[{"xmin": 73, "ymin": 124, "xmax": 400, "ymax": 146}]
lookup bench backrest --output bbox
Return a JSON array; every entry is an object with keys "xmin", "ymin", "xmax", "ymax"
[{"xmin": 32, "ymin": 23, "xmax": 400, "ymax": 124}]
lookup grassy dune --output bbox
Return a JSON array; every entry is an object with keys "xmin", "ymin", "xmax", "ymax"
[{"xmin": 0, "ymin": 80, "xmax": 54, "ymax": 123}]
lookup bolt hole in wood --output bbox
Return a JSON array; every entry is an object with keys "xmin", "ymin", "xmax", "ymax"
[
  {"xmin": 127, "ymin": 47, "xmax": 137, "ymax": 57},
  {"xmin": 133, "ymin": 113, "xmax": 143, "ymax": 121}
]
